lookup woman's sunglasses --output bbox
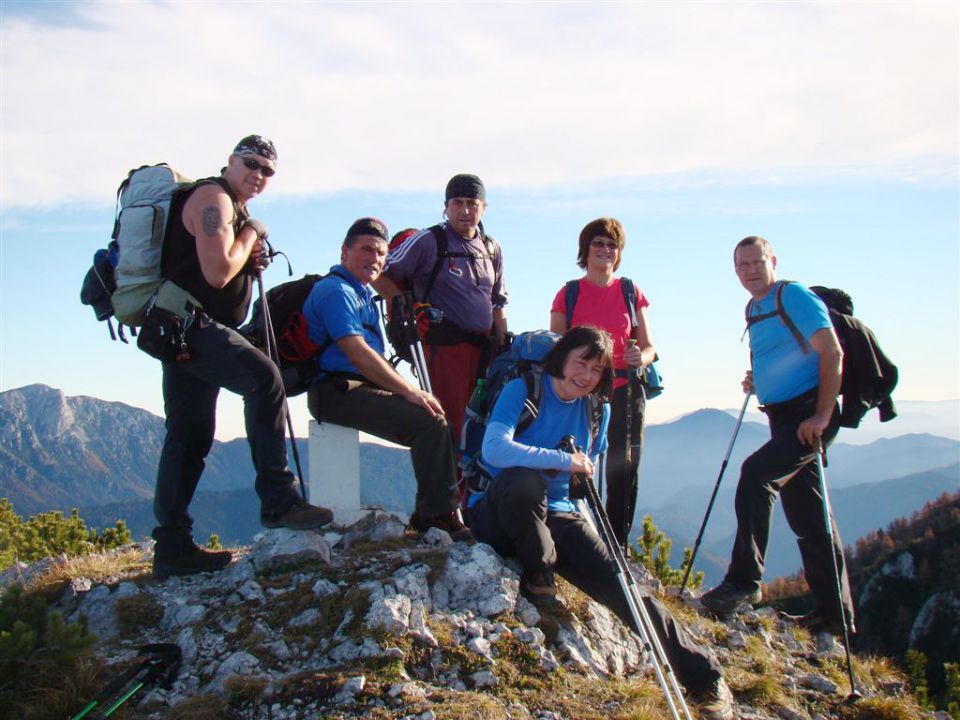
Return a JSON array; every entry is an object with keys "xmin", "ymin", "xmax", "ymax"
[{"xmin": 590, "ymin": 239, "xmax": 619, "ymax": 250}]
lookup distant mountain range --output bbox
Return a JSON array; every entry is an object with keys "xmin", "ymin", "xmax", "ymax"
[{"xmin": 2, "ymin": 384, "xmax": 957, "ymax": 582}]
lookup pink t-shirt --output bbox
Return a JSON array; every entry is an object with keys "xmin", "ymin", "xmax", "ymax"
[{"xmin": 551, "ymin": 278, "xmax": 650, "ymax": 387}]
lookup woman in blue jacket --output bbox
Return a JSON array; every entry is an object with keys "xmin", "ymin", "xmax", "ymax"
[{"xmin": 467, "ymin": 326, "xmax": 733, "ymax": 719}]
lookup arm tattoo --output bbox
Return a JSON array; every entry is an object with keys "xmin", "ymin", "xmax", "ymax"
[{"xmin": 201, "ymin": 206, "xmax": 223, "ymax": 237}]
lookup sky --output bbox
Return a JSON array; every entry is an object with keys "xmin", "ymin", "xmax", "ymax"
[{"xmin": 1, "ymin": 1, "xmax": 958, "ymax": 444}]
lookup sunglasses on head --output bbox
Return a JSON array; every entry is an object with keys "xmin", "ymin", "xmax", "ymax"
[
  {"xmin": 241, "ymin": 156, "xmax": 276, "ymax": 177},
  {"xmin": 590, "ymin": 239, "xmax": 619, "ymax": 250}
]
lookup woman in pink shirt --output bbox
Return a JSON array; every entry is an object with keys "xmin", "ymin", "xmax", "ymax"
[{"xmin": 550, "ymin": 218, "xmax": 656, "ymax": 548}]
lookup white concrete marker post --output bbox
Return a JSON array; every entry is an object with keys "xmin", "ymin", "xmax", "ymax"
[{"xmin": 308, "ymin": 420, "xmax": 366, "ymax": 525}]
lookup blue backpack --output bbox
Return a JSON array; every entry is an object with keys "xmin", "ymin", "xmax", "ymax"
[{"xmin": 459, "ymin": 330, "xmax": 603, "ymax": 496}]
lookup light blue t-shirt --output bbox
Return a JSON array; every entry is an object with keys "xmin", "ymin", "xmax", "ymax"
[
  {"xmin": 302, "ymin": 265, "xmax": 385, "ymax": 376},
  {"xmin": 473, "ymin": 374, "xmax": 610, "ymax": 513},
  {"xmin": 748, "ymin": 281, "xmax": 833, "ymax": 404}
]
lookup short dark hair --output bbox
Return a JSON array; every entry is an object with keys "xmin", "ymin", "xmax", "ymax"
[
  {"xmin": 577, "ymin": 218, "xmax": 626, "ymax": 271},
  {"xmin": 734, "ymin": 235, "xmax": 773, "ymax": 261},
  {"xmin": 542, "ymin": 326, "xmax": 614, "ymax": 402},
  {"xmin": 344, "ymin": 217, "xmax": 389, "ymax": 247}
]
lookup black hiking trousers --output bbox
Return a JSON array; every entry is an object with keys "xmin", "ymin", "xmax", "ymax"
[
  {"xmin": 726, "ymin": 393, "xmax": 855, "ymax": 627},
  {"xmin": 469, "ymin": 468, "xmax": 722, "ymax": 695},
  {"xmin": 307, "ymin": 378, "xmax": 459, "ymax": 519},
  {"xmin": 153, "ymin": 315, "xmax": 301, "ymax": 553},
  {"xmin": 605, "ymin": 378, "xmax": 646, "ymax": 547}
]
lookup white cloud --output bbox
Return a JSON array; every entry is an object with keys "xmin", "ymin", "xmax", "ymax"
[{"xmin": 1, "ymin": 0, "xmax": 957, "ymax": 209}]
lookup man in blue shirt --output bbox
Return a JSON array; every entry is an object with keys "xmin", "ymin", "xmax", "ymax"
[
  {"xmin": 701, "ymin": 236, "xmax": 854, "ymax": 635},
  {"xmin": 302, "ymin": 218, "xmax": 470, "ymax": 541}
]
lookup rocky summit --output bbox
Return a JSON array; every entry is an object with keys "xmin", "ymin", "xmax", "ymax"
[{"xmin": 6, "ymin": 510, "xmax": 945, "ymax": 720}]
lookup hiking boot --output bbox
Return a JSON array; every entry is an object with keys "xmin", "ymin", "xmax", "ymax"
[
  {"xmin": 409, "ymin": 511, "xmax": 473, "ymax": 542},
  {"xmin": 700, "ymin": 580, "xmax": 762, "ymax": 616},
  {"xmin": 153, "ymin": 545, "xmax": 233, "ymax": 580},
  {"xmin": 694, "ymin": 677, "xmax": 735, "ymax": 720},
  {"xmin": 261, "ymin": 500, "xmax": 334, "ymax": 530},
  {"xmin": 521, "ymin": 569, "xmax": 558, "ymax": 598}
]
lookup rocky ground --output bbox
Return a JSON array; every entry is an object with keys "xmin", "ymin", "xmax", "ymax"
[{"xmin": 4, "ymin": 510, "xmax": 950, "ymax": 720}]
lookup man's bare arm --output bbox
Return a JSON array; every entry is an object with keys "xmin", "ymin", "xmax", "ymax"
[
  {"xmin": 337, "ymin": 335, "xmax": 444, "ymax": 417},
  {"xmin": 371, "ymin": 275, "xmax": 403, "ymax": 316},
  {"xmin": 492, "ymin": 306, "xmax": 507, "ymax": 348},
  {"xmin": 797, "ymin": 326, "xmax": 843, "ymax": 447},
  {"xmin": 183, "ymin": 184, "xmax": 257, "ymax": 288}
]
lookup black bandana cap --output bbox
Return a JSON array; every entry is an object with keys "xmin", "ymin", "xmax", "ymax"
[
  {"xmin": 346, "ymin": 217, "xmax": 389, "ymax": 243},
  {"xmin": 233, "ymin": 135, "xmax": 278, "ymax": 163},
  {"xmin": 445, "ymin": 173, "xmax": 486, "ymax": 202}
]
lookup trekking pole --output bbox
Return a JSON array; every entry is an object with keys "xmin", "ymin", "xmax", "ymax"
[
  {"xmin": 679, "ymin": 392, "xmax": 751, "ymax": 595},
  {"xmin": 70, "ymin": 643, "xmax": 181, "ymax": 720},
  {"xmin": 561, "ymin": 437, "xmax": 694, "ymax": 720},
  {"xmin": 399, "ymin": 292, "xmax": 433, "ymax": 394},
  {"xmin": 622, "ymin": 340, "xmax": 636, "ymax": 552},
  {"xmin": 815, "ymin": 448, "xmax": 863, "ymax": 703},
  {"xmin": 256, "ymin": 271, "xmax": 307, "ymax": 501}
]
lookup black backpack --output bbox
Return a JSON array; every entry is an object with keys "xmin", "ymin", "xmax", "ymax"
[
  {"xmin": 563, "ymin": 277, "xmax": 664, "ymax": 398},
  {"xmin": 745, "ymin": 281, "xmax": 898, "ymax": 428},
  {"xmin": 241, "ymin": 273, "xmax": 324, "ymax": 396}
]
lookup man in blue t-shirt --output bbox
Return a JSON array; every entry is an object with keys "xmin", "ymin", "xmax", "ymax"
[
  {"xmin": 701, "ymin": 236, "xmax": 854, "ymax": 635},
  {"xmin": 302, "ymin": 218, "xmax": 470, "ymax": 541}
]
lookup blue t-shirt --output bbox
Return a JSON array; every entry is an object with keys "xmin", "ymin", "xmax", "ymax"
[
  {"xmin": 473, "ymin": 375, "xmax": 610, "ymax": 513},
  {"xmin": 302, "ymin": 265, "xmax": 385, "ymax": 376},
  {"xmin": 748, "ymin": 281, "xmax": 833, "ymax": 404}
]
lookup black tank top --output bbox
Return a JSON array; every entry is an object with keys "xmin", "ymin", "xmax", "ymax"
[{"xmin": 162, "ymin": 177, "xmax": 252, "ymax": 327}]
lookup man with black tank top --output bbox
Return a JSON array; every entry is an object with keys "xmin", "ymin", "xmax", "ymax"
[{"xmin": 151, "ymin": 135, "xmax": 333, "ymax": 580}]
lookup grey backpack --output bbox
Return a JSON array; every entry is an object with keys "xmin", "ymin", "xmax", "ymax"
[{"xmin": 110, "ymin": 164, "xmax": 194, "ymax": 326}]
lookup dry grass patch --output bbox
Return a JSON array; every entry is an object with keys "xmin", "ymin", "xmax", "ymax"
[
  {"xmin": 29, "ymin": 548, "xmax": 150, "ymax": 596},
  {"xmin": 115, "ymin": 593, "xmax": 164, "ymax": 633},
  {"xmin": 165, "ymin": 693, "xmax": 236, "ymax": 720},
  {"xmin": 9, "ymin": 657, "xmax": 103, "ymax": 720},
  {"xmin": 834, "ymin": 695, "xmax": 928, "ymax": 720},
  {"xmin": 423, "ymin": 689, "xmax": 511, "ymax": 720}
]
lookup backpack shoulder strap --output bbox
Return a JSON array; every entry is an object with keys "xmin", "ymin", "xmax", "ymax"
[
  {"xmin": 620, "ymin": 277, "xmax": 639, "ymax": 330},
  {"xmin": 516, "ymin": 368, "xmax": 545, "ymax": 436},
  {"xmin": 773, "ymin": 281, "xmax": 811, "ymax": 354},
  {"xmin": 744, "ymin": 281, "xmax": 810, "ymax": 354},
  {"xmin": 564, "ymin": 280, "xmax": 580, "ymax": 328},
  {"xmin": 421, "ymin": 224, "xmax": 448, "ymax": 303}
]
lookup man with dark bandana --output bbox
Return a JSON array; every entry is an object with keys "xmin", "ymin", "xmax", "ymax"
[
  {"xmin": 152, "ymin": 135, "xmax": 334, "ymax": 579},
  {"xmin": 372, "ymin": 174, "xmax": 508, "ymax": 521}
]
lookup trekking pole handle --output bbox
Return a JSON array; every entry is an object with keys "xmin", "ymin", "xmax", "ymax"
[{"xmin": 559, "ymin": 435, "xmax": 579, "ymax": 456}]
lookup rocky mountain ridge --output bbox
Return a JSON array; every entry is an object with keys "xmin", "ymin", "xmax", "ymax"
[{"xmin": 2, "ymin": 511, "xmax": 946, "ymax": 720}]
